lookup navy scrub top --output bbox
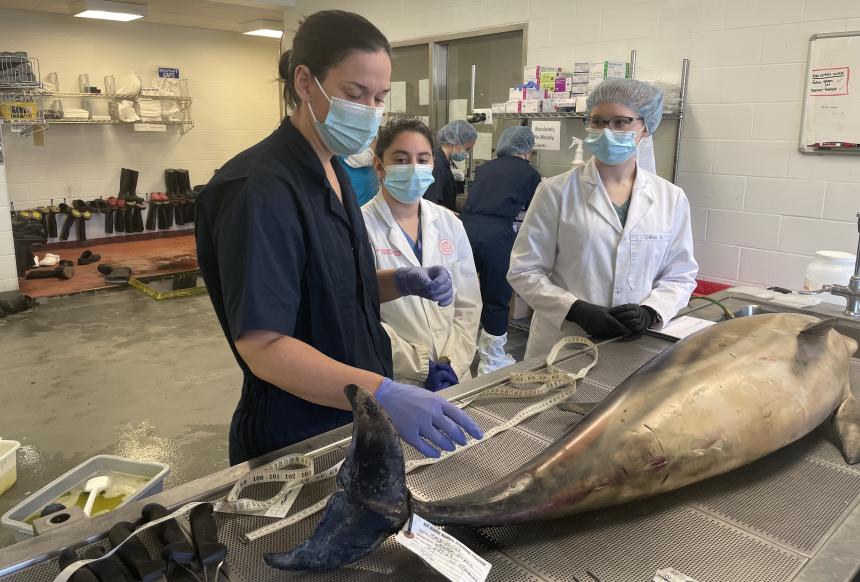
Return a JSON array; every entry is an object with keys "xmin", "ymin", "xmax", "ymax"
[
  {"xmin": 196, "ymin": 118, "xmax": 393, "ymax": 465},
  {"xmin": 461, "ymin": 154, "xmax": 542, "ymax": 223},
  {"xmin": 424, "ymin": 145, "xmax": 457, "ymax": 211}
]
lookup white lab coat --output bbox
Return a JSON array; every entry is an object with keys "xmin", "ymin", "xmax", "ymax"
[
  {"xmin": 362, "ymin": 193, "xmax": 482, "ymax": 385},
  {"xmin": 508, "ymin": 158, "xmax": 698, "ymax": 360}
]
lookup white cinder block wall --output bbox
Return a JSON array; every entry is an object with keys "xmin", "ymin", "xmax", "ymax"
[
  {"xmin": 284, "ymin": 0, "xmax": 860, "ymax": 289},
  {"xmin": 0, "ymin": 8, "xmax": 281, "ymax": 292}
]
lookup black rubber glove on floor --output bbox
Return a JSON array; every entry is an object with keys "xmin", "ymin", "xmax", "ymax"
[
  {"xmin": 566, "ymin": 300, "xmax": 629, "ymax": 338},
  {"xmin": 609, "ymin": 303, "xmax": 659, "ymax": 338}
]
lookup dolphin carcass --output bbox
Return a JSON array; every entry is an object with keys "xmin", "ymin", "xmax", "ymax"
[{"xmin": 266, "ymin": 313, "xmax": 860, "ymax": 571}]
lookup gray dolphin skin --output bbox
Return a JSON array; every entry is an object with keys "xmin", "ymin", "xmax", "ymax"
[{"xmin": 266, "ymin": 313, "xmax": 860, "ymax": 571}]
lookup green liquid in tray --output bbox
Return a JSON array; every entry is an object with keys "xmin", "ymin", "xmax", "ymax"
[{"xmin": 24, "ymin": 472, "xmax": 150, "ymax": 525}]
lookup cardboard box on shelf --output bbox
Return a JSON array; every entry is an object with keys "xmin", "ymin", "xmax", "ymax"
[
  {"xmin": 524, "ymin": 65, "xmax": 560, "ymax": 83},
  {"xmin": 509, "ymin": 87, "xmax": 545, "ymax": 101},
  {"xmin": 556, "ymin": 98, "xmax": 577, "ymax": 111},
  {"xmin": 575, "ymin": 95, "xmax": 589, "ymax": 112},
  {"xmin": 521, "ymin": 99, "xmax": 542, "ymax": 113},
  {"xmin": 539, "ymin": 71, "xmax": 558, "ymax": 90}
]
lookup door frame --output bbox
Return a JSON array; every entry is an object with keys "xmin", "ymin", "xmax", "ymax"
[{"xmin": 391, "ymin": 23, "xmax": 527, "ymax": 130}]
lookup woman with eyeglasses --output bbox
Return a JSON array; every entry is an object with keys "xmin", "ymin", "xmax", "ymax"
[{"xmin": 508, "ymin": 78, "xmax": 698, "ymax": 360}]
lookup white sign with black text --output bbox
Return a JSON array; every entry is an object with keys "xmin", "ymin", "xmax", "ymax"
[{"xmin": 531, "ymin": 121, "xmax": 562, "ymax": 150}]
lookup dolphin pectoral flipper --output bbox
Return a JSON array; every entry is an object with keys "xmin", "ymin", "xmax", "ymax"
[
  {"xmin": 834, "ymin": 390, "xmax": 860, "ymax": 465},
  {"xmin": 265, "ymin": 385, "xmax": 410, "ymax": 571}
]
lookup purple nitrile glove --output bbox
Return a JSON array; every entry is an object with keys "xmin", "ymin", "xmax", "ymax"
[
  {"xmin": 425, "ymin": 360, "xmax": 459, "ymax": 392},
  {"xmin": 375, "ymin": 377, "xmax": 483, "ymax": 458},
  {"xmin": 395, "ymin": 265, "xmax": 454, "ymax": 307}
]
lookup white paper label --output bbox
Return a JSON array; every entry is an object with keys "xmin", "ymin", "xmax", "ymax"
[
  {"xmin": 654, "ymin": 567, "xmax": 700, "ymax": 582},
  {"xmin": 395, "ymin": 514, "xmax": 491, "ymax": 582}
]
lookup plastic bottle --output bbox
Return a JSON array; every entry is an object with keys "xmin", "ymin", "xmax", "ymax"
[{"xmin": 569, "ymin": 137, "xmax": 584, "ymax": 168}]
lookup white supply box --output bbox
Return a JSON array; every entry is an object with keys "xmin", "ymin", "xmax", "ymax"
[
  {"xmin": 570, "ymin": 83, "xmax": 589, "ymax": 95},
  {"xmin": 505, "ymin": 100, "xmax": 522, "ymax": 113},
  {"xmin": 552, "ymin": 91, "xmax": 572, "ymax": 100},
  {"xmin": 555, "ymin": 98, "xmax": 577, "ymax": 111},
  {"xmin": 573, "ymin": 62, "xmax": 590, "ymax": 73},
  {"xmin": 509, "ymin": 87, "xmax": 545, "ymax": 101},
  {"xmin": 541, "ymin": 99, "xmax": 556, "ymax": 113},
  {"xmin": 491, "ymin": 102, "xmax": 507, "ymax": 114},
  {"xmin": 521, "ymin": 99, "xmax": 542, "ymax": 113},
  {"xmin": 0, "ymin": 440, "xmax": 20, "ymax": 497}
]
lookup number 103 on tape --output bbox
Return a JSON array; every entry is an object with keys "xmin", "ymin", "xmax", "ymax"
[{"xmin": 395, "ymin": 514, "xmax": 491, "ymax": 582}]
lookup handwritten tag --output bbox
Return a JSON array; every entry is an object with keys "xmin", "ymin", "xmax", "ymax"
[
  {"xmin": 654, "ymin": 567, "xmax": 700, "ymax": 582},
  {"xmin": 396, "ymin": 513, "xmax": 491, "ymax": 582}
]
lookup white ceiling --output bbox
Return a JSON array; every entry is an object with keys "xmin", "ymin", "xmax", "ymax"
[{"xmin": 0, "ymin": 0, "xmax": 291, "ymax": 34}]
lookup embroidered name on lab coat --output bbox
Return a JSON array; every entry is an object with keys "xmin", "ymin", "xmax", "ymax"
[{"xmin": 376, "ymin": 248, "xmax": 403, "ymax": 256}]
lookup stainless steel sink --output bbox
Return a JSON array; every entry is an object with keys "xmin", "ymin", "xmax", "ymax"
[{"xmin": 687, "ymin": 295, "xmax": 860, "ymax": 358}]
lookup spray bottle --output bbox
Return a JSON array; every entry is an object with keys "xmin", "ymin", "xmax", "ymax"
[{"xmin": 569, "ymin": 136, "xmax": 585, "ymax": 168}]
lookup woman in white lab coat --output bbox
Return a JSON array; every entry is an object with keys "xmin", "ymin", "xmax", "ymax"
[
  {"xmin": 508, "ymin": 79, "xmax": 698, "ymax": 360},
  {"xmin": 363, "ymin": 117, "xmax": 482, "ymax": 388}
]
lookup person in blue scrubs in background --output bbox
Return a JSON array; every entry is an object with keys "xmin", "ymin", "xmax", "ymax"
[
  {"xmin": 424, "ymin": 120, "xmax": 477, "ymax": 211},
  {"xmin": 461, "ymin": 125, "xmax": 542, "ymax": 374},
  {"xmin": 338, "ymin": 145, "xmax": 378, "ymax": 206},
  {"xmin": 196, "ymin": 10, "xmax": 482, "ymax": 464}
]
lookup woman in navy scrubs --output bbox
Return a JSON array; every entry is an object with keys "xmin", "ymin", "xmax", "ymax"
[
  {"xmin": 196, "ymin": 10, "xmax": 482, "ymax": 464},
  {"xmin": 461, "ymin": 126, "xmax": 542, "ymax": 374}
]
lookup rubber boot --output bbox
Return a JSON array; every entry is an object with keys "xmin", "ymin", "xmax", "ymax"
[
  {"xmin": 145, "ymin": 194, "xmax": 159, "ymax": 231},
  {"xmin": 165, "ymin": 169, "xmax": 184, "ymax": 226},
  {"xmin": 176, "ymin": 169, "xmax": 195, "ymax": 223},
  {"xmin": 477, "ymin": 330, "xmax": 516, "ymax": 375}
]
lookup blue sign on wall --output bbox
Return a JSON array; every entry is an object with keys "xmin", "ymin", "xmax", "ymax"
[{"xmin": 158, "ymin": 67, "xmax": 180, "ymax": 79}]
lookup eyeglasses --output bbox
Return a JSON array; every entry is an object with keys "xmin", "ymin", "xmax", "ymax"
[{"xmin": 584, "ymin": 116, "xmax": 644, "ymax": 131}]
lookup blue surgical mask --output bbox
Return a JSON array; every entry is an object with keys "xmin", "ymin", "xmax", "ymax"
[
  {"xmin": 308, "ymin": 77, "xmax": 384, "ymax": 156},
  {"xmin": 450, "ymin": 147, "xmax": 467, "ymax": 162},
  {"xmin": 583, "ymin": 128, "xmax": 640, "ymax": 165},
  {"xmin": 383, "ymin": 164, "xmax": 435, "ymax": 204}
]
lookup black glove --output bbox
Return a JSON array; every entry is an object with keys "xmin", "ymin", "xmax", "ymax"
[
  {"xmin": 566, "ymin": 300, "xmax": 629, "ymax": 338},
  {"xmin": 608, "ymin": 304, "xmax": 658, "ymax": 338}
]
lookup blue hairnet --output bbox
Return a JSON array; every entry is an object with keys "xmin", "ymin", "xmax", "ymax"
[
  {"xmin": 586, "ymin": 78, "xmax": 664, "ymax": 134},
  {"xmin": 437, "ymin": 120, "xmax": 478, "ymax": 146},
  {"xmin": 496, "ymin": 126, "xmax": 534, "ymax": 156}
]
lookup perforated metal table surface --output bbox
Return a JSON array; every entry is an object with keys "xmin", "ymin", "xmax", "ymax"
[{"xmin": 2, "ymin": 295, "xmax": 860, "ymax": 582}]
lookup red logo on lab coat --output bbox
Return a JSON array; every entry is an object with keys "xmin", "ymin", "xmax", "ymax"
[{"xmin": 438, "ymin": 239, "xmax": 454, "ymax": 255}]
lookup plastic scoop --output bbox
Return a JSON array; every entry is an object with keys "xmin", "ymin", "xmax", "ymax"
[{"xmin": 82, "ymin": 475, "xmax": 111, "ymax": 517}]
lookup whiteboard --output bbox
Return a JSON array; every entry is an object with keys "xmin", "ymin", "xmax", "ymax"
[{"xmin": 799, "ymin": 31, "xmax": 860, "ymax": 154}]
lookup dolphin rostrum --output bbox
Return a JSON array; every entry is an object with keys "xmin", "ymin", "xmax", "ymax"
[{"xmin": 265, "ymin": 313, "xmax": 860, "ymax": 571}]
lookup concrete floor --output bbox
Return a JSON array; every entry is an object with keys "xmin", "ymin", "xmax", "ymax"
[{"xmin": 0, "ymin": 287, "xmax": 529, "ymax": 549}]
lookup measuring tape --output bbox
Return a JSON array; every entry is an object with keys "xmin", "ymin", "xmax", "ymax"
[{"xmin": 223, "ymin": 336, "xmax": 597, "ymax": 543}]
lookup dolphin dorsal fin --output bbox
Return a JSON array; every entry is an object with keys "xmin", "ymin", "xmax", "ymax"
[{"xmin": 800, "ymin": 317, "xmax": 840, "ymax": 336}]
